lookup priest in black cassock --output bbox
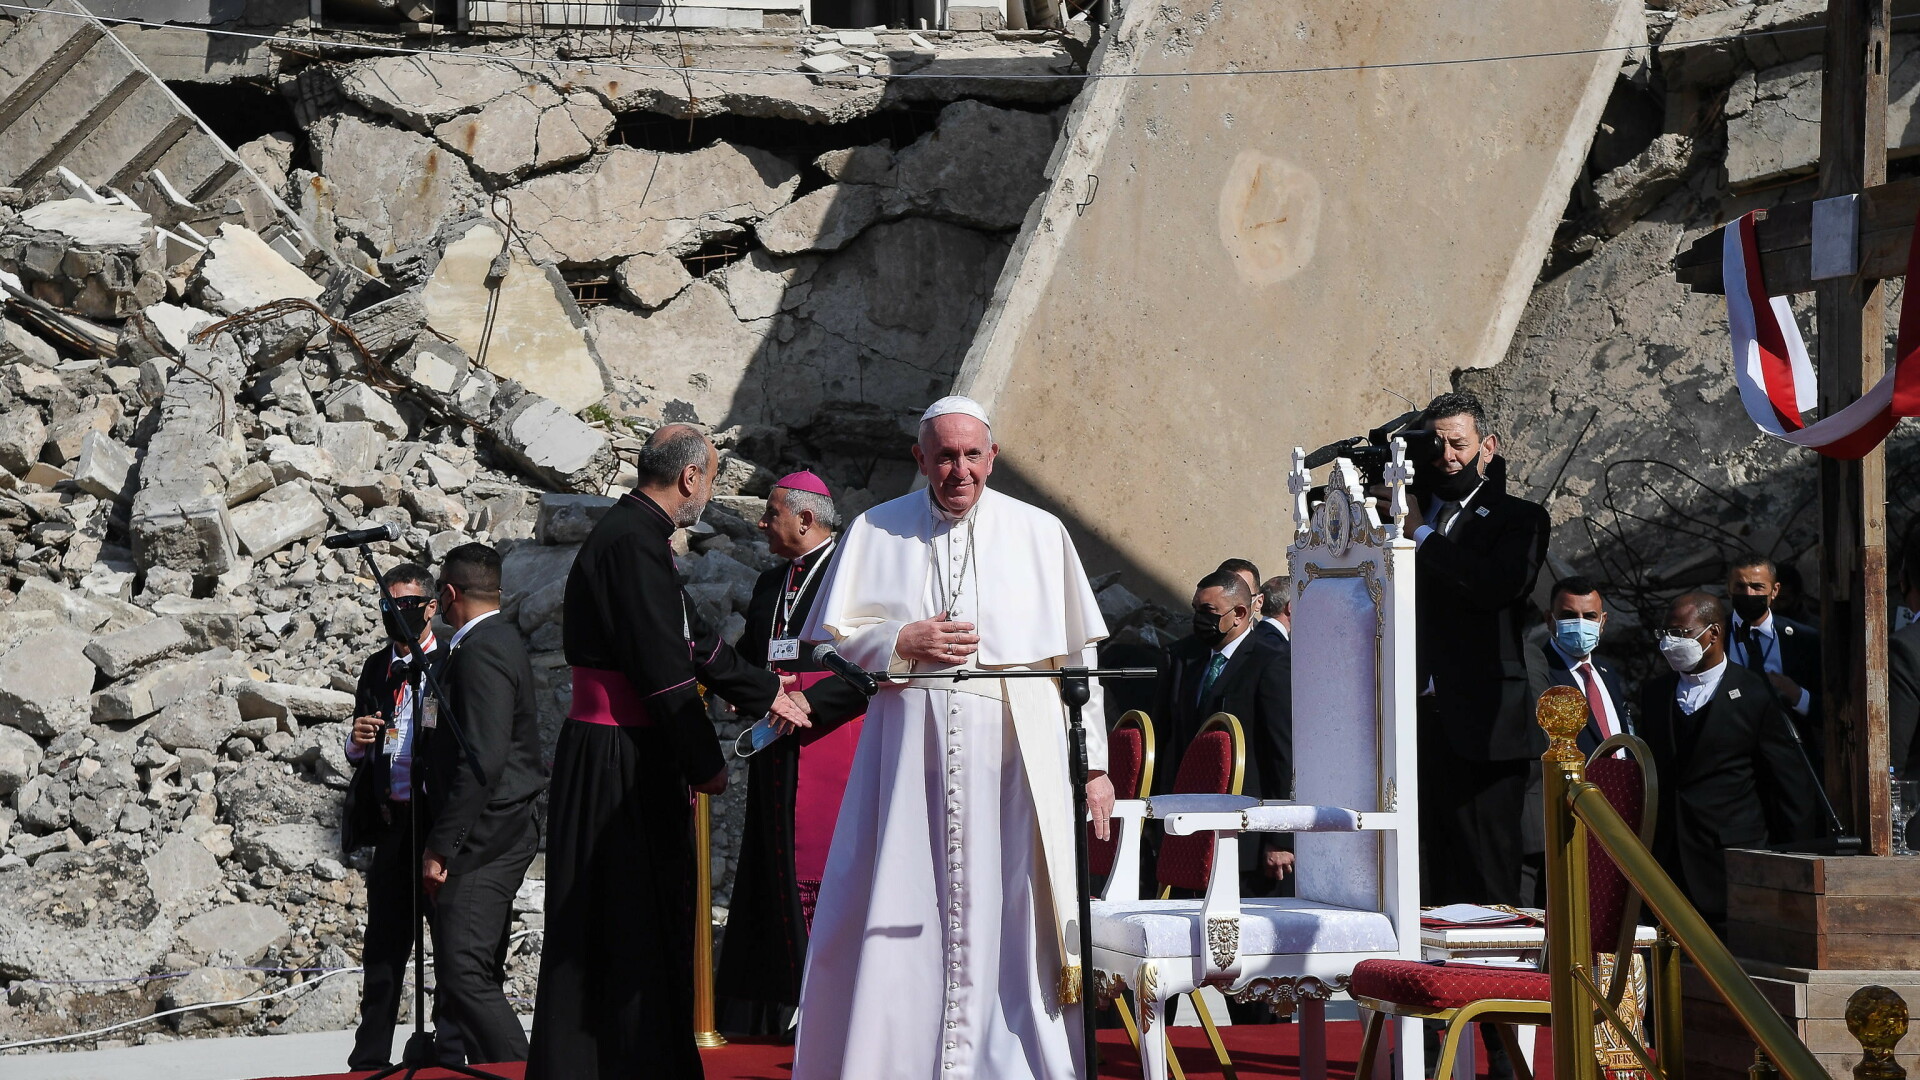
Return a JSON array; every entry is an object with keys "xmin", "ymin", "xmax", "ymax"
[
  {"xmin": 527, "ymin": 424, "xmax": 811, "ymax": 1080},
  {"xmin": 717, "ymin": 471, "xmax": 869, "ymax": 1036}
]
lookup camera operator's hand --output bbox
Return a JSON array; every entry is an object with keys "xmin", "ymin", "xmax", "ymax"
[
  {"xmin": 1367, "ymin": 484, "xmax": 1425, "ymax": 532},
  {"xmin": 351, "ymin": 714, "xmax": 383, "ymax": 747}
]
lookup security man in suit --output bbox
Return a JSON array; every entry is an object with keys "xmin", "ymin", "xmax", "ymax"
[
  {"xmin": 1154, "ymin": 569, "xmax": 1294, "ymax": 890},
  {"xmin": 421, "ymin": 543, "xmax": 547, "ymax": 1064},
  {"xmin": 1641, "ymin": 592, "xmax": 1816, "ymax": 936},
  {"xmin": 1890, "ymin": 541, "xmax": 1920, "ymax": 779},
  {"xmin": 343, "ymin": 562, "xmax": 465, "ymax": 1071},
  {"xmin": 1725, "ymin": 554, "xmax": 1823, "ymax": 761},
  {"xmin": 1255, "ymin": 574, "xmax": 1293, "ymax": 651},
  {"xmin": 1399, "ymin": 391, "xmax": 1550, "ymax": 907},
  {"xmin": 1520, "ymin": 575, "xmax": 1632, "ymax": 906}
]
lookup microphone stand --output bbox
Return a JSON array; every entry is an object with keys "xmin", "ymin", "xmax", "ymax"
[
  {"xmin": 353, "ymin": 544, "xmax": 510, "ymax": 1080},
  {"xmin": 845, "ymin": 665, "xmax": 1158, "ymax": 1078}
]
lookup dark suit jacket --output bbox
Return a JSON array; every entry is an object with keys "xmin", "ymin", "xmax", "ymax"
[
  {"xmin": 1153, "ymin": 629, "xmax": 1293, "ymax": 862},
  {"xmin": 342, "ymin": 641, "xmax": 443, "ymax": 854},
  {"xmin": 1890, "ymin": 620, "xmax": 1920, "ymax": 779},
  {"xmin": 1414, "ymin": 458, "xmax": 1551, "ymax": 762},
  {"xmin": 1729, "ymin": 612, "xmax": 1823, "ymax": 732},
  {"xmin": 735, "ymin": 543, "xmax": 868, "ymax": 742},
  {"xmin": 423, "ymin": 614, "xmax": 546, "ymax": 874},
  {"xmin": 1639, "ymin": 662, "xmax": 1819, "ymax": 929},
  {"xmin": 1253, "ymin": 620, "xmax": 1289, "ymax": 650}
]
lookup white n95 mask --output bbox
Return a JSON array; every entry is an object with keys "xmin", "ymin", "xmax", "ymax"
[{"xmin": 1657, "ymin": 629, "xmax": 1707, "ymax": 673}]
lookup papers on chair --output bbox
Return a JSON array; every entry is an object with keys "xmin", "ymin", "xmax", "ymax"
[
  {"xmin": 1419, "ymin": 904, "xmax": 1539, "ymax": 928},
  {"xmin": 1445, "ymin": 956, "xmax": 1540, "ymax": 970}
]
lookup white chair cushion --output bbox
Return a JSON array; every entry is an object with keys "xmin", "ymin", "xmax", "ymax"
[{"xmin": 1091, "ymin": 897, "xmax": 1397, "ymax": 959}]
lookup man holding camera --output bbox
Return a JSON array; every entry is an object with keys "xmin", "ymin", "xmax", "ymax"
[
  {"xmin": 343, "ymin": 562, "xmax": 464, "ymax": 1072},
  {"xmin": 1402, "ymin": 391, "xmax": 1550, "ymax": 907}
]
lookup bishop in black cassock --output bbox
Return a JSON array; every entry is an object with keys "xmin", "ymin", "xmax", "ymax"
[
  {"xmin": 528, "ymin": 427, "xmax": 800, "ymax": 1080},
  {"xmin": 716, "ymin": 472, "xmax": 869, "ymax": 1034}
]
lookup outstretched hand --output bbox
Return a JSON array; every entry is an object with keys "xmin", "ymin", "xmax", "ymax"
[
  {"xmin": 1086, "ymin": 773, "xmax": 1114, "ymax": 842},
  {"xmin": 897, "ymin": 612, "xmax": 979, "ymax": 666}
]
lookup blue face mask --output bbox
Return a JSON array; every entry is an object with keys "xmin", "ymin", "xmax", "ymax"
[{"xmin": 1554, "ymin": 618, "xmax": 1602, "ymax": 658}]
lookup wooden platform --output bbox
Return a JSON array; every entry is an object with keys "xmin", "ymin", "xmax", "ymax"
[{"xmin": 1683, "ymin": 849, "xmax": 1920, "ymax": 1080}]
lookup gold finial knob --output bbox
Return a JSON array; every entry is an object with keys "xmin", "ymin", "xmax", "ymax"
[
  {"xmin": 1849, "ymin": 986, "xmax": 1909, "ymax": 1080},
  {"xmin": 1538, "ymin": 684, "xmax": 1587, "ymax": 763}
]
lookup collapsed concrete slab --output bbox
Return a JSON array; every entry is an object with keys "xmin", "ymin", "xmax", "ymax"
[
  {"xmin": 191, "ymin": 225, "xmax": 325, "ymax": 315},
  {"xmin": 129, "ymin": 341, "xmax": 242, "ymax": 578},
  {"xmin": 0, "ymin": 199, "xmax": 165, "ymax": 319},
  {"xmin": 420, "ymin": 222, "xmax": 609, "ymax": 414},
  {"xmin": 953, "ymin": 0, "xmax": 1637, "ymax": 600},
  {"xmin": 306, "ymin": 114, "xmax": 484, "ymax": 258}
]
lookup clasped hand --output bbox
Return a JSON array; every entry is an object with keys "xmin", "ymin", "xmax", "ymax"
[{"xmin": 897, "ymin": 611, "xmax": 979, "ymax": 666}]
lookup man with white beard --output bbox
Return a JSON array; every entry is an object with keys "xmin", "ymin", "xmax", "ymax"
[{"xmin": 791, "ymin": 396, "xmax": 1114, "ymax": 1080}]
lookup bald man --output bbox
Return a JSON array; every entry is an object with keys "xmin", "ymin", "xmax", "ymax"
[
  {"xmin": 1639, "ymin": 591, "xmax": 1816, "ymax": 936},
  {"xmin": 529, "ymin": 424, "xmax": 808, "ymax": 1080}
]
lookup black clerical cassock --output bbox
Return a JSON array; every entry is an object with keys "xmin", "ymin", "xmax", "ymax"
[
  {"xmin": 527, "ymin": 491, "xmax": 781, "ymax": 1080},
  {"xmin": 715, "ymin": 536, "xmax": 868, "ymax": 1032}
]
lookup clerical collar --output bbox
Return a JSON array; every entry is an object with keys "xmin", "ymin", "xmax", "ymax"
[
  {"xmin": 793, "ymin": 535, "xmax": 834, "ymax": 569},
  {"xmin": 928, "ymin": 487, "xmax": 983, "ymax": 524},
  {"xmin": 1679, "ymin": 656, "xmax": 1728, "ymax": 688},
  {"xmin": 624, "ymin": 490, "xmax": 676, "ymax": 533}
]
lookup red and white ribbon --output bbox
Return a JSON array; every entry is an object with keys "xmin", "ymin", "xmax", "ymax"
[{"xmin": 1723, "ymin": 209, "xmax": 1920, "ymax": 459}]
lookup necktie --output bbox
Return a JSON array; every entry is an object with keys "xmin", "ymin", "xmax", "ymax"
[
  {"xmin": 1742, "ymin": 627, "xmax": 1767, "ymax": 673},
  {"xmin": 1433, "ymin": 501, "xmax": 1464, "ymax": 536},
  {"xmin": 1196, "ymin": 652, "xmax": 1227, "ymax": 707},
  {"xmin": 1578, "ymin": 662, "xmax": 1613, "ymax": 740}
]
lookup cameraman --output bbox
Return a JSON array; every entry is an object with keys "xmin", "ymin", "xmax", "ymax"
[
  {"xmin": 342, "ymin": 563, "xmax": 464, "ymax": 1071},
  {"xmin": 1402, "ymin": 391, "xmax": 1549, "ymax": 907}
]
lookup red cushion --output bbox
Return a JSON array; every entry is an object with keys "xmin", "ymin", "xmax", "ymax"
[
  {"xmin": 1089, "ymin": 726, "xmax": 1147, "ymax": 877},
  {"xmin": 1156, "ymin": 728, "xmax": 1236, "ymax": 892},
  {"xmin": 1350, "ymin": 959, "xmax": 1550, "ymax": 1011},
  {"xmin": 1583, "ymin": 755, "xmax": 1644, "ymax": 947}
]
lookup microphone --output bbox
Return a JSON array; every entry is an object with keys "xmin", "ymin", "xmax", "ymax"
[
  {"xmin": 812, "ymin": 643, "xmax": 878, "ymax": 698},
  {"xmin": 323, "ymin": 522, "xmax": 403, "ymax": 549}
]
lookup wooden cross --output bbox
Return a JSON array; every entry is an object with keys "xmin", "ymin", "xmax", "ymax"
[{"xmin": 1672, "ymin": 0, "xmax": 1893, "ymax": 854}]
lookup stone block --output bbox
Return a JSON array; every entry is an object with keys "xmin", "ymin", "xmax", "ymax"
[
  {"xmin": 3, "ymin": 363, "xmax": 63, "ymax": 402},
  {"xmin": 92, "ymin": 654, "xmax": 246, "ymax": 722},
  {"xmin": 235, "ymin": 681, "xmax": 356, "ymax": 724},
  {"xmin": 757, "ymin": 183, "xmax": 887, "ymax": 255},
  {"xmin": 264, "ymin": 437, "xmax": 336, "ymax": 484},
  {"xmin": 176, "ymin": 903, "xmax": 289, "ymax": 963},
  {"xmin": 149, "ymin": 596, "xmax": 253, "ymax": 651},
  {"xmin": 403, "ymin": 486, "xmax": 468, "ymax": 532},
  {"xmin": 613, "ymin": 252, "xmax": 692, "ymax": 311},
  {"xmin": 72, "ymin": 430, "xmax": 134, "ymax": 502},
  {"xmin": 336, "ymin": 470, "xmax": 402, "ymax": 509},
  {"xmin": 308, "ymin": 114, "xmax": 483, "ymax": 256},
  {"xmin": 224, "ymin": 460, "xmax": 277, "ymax": 507},
  {"xmin": 148, "ymin": 692, "xmax": 243, "ymax": 752},
  {"xmin": 0, "ymin": 725, "xmax": 43, "ymax": 797},
  {"xmin": 8, "ymin": 577, "xmax": 151, "ymax": 634},
  {"xmin": 535, "ymin": 493, "xmax": 615, "ymax": 545},
  {"xmin": 233, "ymin": 822, "xmax": 339, "ymax": 873},
  {"xmin": 143, "ymin": 833, "xmax": 221, "ymax": 909},
  {"xmin": 490, "ymin": 394, "xmax": 616, "ymax": 493},
  {"xmin": 229, "ymin": 482, "xmax": 328, "ymax": 557},
  {"xmin": 190, "ymin": 224, "xmax": 323, "ymax": 316},
  {"xmin": 420, "ymin": 223, "xmax": 608, "ymax": 414},
  {"xmin": 0, "ymin": 318, "xmax": 58, "ymax": 368},
  {"xmin": 84, "ymin": 616, "xmax": 190, "ymax": 681},
  {"xmin": 0, "ymin": 200, "xmax": 164, "ymax": 319},
  {"xmin": 43, "ymin": 404, "xmax": 115, "ymax": 464},
  {"xmin": 420, "ymin": 452, "xmax": 467, "ymax": 492},
  {"xmin": 131, "ymin": 492, "xmax": 237, "ymax": 577},
  {"xmin": 0, "ymin": 626, "xmax": 93, "ymax": 737},
  {"xmin": 342, "ymin": 290, "xmax": 426, "ymax": 360},
  {"xmin": 0, "ymin": 407, "xmax": 45, "ymax": 476},
  {"xmin": 317, "ymin": 420, "xmax": 387, "ymax": 474},
  {"xmin": 323, "ymin": 383, "xmax": 407, "ymax": 440}
]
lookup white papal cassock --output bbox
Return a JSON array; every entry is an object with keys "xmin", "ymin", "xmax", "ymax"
[{"xmin": 791, "ymin": 486, "xmax": 1109, "ymax": 1080}]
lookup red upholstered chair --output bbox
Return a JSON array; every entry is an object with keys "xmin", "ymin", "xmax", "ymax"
[
  {"xmin": 1349, "ymin": 734, "xmax": 1659, "ymax": 1080},
  {"xmin": 1091, "ymin": 710, "xmax": 1157, "ymax": 879}
]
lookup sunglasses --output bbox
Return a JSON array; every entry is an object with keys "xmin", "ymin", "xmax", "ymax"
[{"xmin": 390, "ymin": 595, "xmax": 434, "ymax": 611}]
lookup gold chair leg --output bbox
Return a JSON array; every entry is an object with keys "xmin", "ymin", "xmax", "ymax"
[
  {"xmin": 1354, "ymin": 1009, "xmax": 1387, "ymax": 1080},
  {"xmin": 1189, "ymin": 990, "xmax": 1239, "ymax": 1080},
  {"xmin": 1435, "ymin": 1018, "xmax": 1472, "ymax": 1080}
]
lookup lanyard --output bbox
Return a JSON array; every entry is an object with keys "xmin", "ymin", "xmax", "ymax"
[{"xmin": 775, "ymin": 538, "xmax": 835, "ymax": 639}]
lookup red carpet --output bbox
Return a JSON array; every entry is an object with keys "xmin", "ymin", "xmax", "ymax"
[{"xmin": 268, "ymin": 1020, "xmax": 1547, "ymax": 1080}]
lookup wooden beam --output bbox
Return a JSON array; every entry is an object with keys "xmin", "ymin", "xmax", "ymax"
[
  {"xmin": 1673, "ymin": 175, "xmax": 1920, "ymax": 294},
  {"xmin": 1815, "ymin": 0, "xmax": 1892, "ymax": 856}
]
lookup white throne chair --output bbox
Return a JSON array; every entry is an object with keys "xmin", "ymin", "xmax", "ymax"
[{"xmin": 1089, "ymin": 447, "xmax": 1423, "ymax": 1080}]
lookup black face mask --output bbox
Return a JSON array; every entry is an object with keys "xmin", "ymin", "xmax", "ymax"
[
  {"xmin": 1432, "ymin": 450, "xmax": 1483, "ymax": 502},
  {"xmin": 1730, "ymin": 593, "xmax": 1771, "ymax": 624},
  {"xmin": 1192, "ymin": 609, "xmax": 1228, "ymax": 648},
  {"xmin": 384, "ymin": 597, "xmax": 431, "ymax": 646}
]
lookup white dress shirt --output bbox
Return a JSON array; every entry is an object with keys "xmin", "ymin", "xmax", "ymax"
[
  {"xmin": 1551, "ymin": 637, "xmax": 1621, "ymax": 739},
  {"xmin": 1729, "ymin": 610, "xmax": 1812, "ymax": 715},
  {"xmin": 343, "ymin": 637, "xmax": 437, "ymax": 801},
  {"xmin": 1676, "ymin": 657, "xmax": 1730, "ymax": 716},
  {"xmin": 448, "ymin": 607, "xmax": 500, "ymax": 651}
]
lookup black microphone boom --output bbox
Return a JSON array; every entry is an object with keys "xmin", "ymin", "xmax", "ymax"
[
  {"xmin": 811, "ymin": 643, "xmax": 879, "ymax": 698},
  {"xmin": 323, "ymin": 522, "xmax": 403, "ymax": 549}
]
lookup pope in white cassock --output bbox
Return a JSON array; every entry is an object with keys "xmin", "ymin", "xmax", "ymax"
[{"xmin": 790, "ymin": 395, "xmax": 1114, "ymax": 1080}]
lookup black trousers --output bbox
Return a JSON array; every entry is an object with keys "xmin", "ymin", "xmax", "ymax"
[
  {"xmin": 430, "ymin": 814, "xmax": 537, "ymax": 1065},
  {"xmin": 1417, "ymin": 704, "xmax": 1529, "ymax": 907},
  {"xmin": 349, "ymin": 799, "xmax": 468, "ymax": 1071}
]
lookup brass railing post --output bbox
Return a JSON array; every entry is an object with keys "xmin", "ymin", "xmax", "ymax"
[
  {"xmin": 693, "ymin": 790, "xmax": 726, "ymax": 1048},
  {"xmin": 1655, "ymin": 926, "xmax": 1687, "ymax": 1080},
  {"xmin": 1847, "ymin": 986, "xmax": 1908, "ymax": 1080},
  {"xmin": 1540, "ymin": 686, "xmax": 1599, "ymax": 1080}
]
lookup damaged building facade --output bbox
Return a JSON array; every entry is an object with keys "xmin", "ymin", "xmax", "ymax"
[{"xmin": 0, "ymin": 0, "xmax": 1914, "ymax": 1052}]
